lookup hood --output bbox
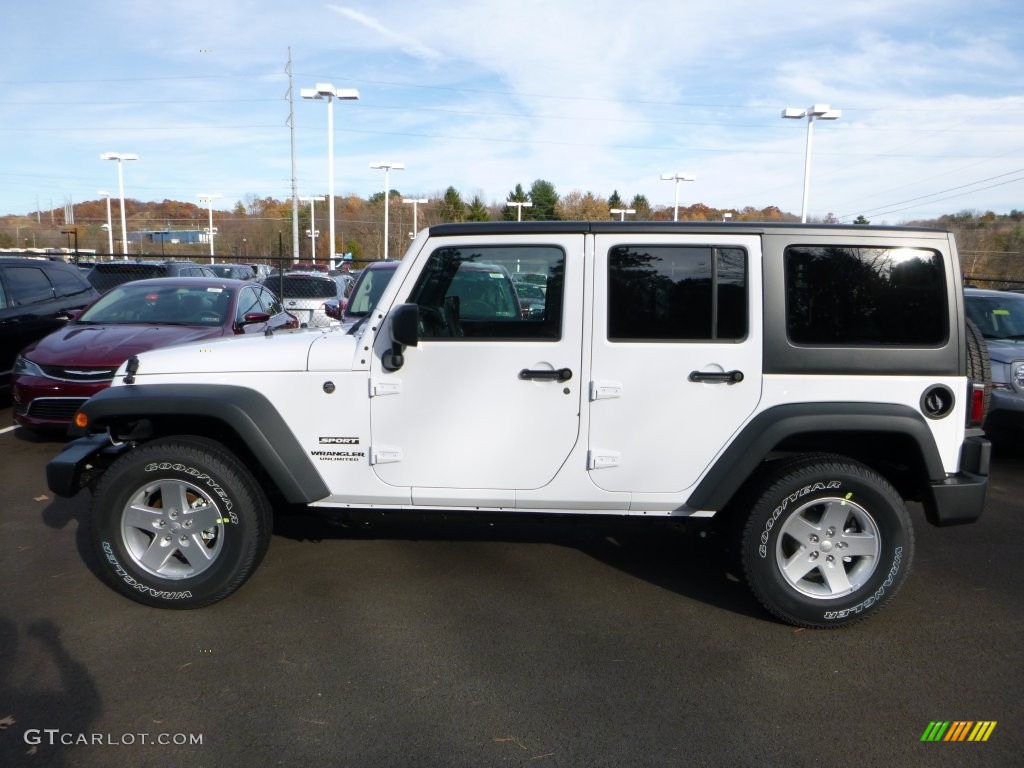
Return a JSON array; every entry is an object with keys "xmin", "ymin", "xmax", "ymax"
[
  {"xmin": 121, "ymin": 327, "xmax": 355, "ymax": 377},
  {"xmin": 983, "ymin": 337, "xmax": 1024, "ymax": 364},
  {"xmin": 24, "ymin": 323, "xmax": 226, "ymax": 367}
]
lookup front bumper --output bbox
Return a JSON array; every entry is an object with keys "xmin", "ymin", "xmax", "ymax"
[{"xmin": 46, "ymin": 433, "xmax": 129, "ymax": 497}]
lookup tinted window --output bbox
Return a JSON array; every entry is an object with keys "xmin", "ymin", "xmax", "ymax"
[
  {"xmin": 407, "ymin": 245, "xmax": 564, "ymax": 340},
  {"xmin": 257, "ymin": 286, "xmax": 283, "ymax": 316},
  {"xmin": 785, "ymin": 246, "xmax": 946, "ymax": 345},
  {"xmin": 44, "ymin": 264, "xmax": 93, "ymax": 298},
  {"xmin": 608, "ymin": 245, "xmax": 747, "ymax": 341},
  {"xmin": 4, "ymin": 266, "xmax": 56, "ymax": 306}
]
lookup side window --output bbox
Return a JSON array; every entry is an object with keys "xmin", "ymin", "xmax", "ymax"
[
  {"xmin": 235, "ymin": 287, "xmax": 262, "ymax": 323},
  {"xmin": 407, "ymin": 245, "xmax": 564, "ymax": 340},
  {"xmin": 0, "ymin": 273, "xmax": 8, "ymax": 310},
  {"xmin": 45, "ymin": 265, "xmax": 93, "ymax": 298},
  {"xmin": 785, "ymin": 246, "xmax": 946, "ymax": 345},
  {"xmin": 4, "ymin": 266, "xmax": 56, "ymax": 307},
  {"xmin": 257, "ymin": 286, "xmax": 283, "ymax": 316},
  {"xmin": 608, "ymin": 245, "xmax": 747, "ymax": 341}
]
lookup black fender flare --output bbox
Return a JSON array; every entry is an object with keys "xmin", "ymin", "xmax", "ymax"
[
  {"xmin": 685, "ymin": 402, "xmax": 945, "ymax": 513},
  {"xmin": 71, "ymin": 384, "xmax": 330, "ymax": 504}
]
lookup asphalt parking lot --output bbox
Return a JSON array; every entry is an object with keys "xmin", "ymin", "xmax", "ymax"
[{"xmin": 1, "ymin": 408, "xmax": 1021, "ymax": 768}]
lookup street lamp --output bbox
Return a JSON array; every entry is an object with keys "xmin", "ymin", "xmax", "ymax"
[
  {"xmin": 197, "ymin": 194, "xmax": 221, "ymax": 261},
  {"xmin": 98, "ymin": 190, "xmax": 114, "ymax": 256},
  {"xmin": 302, "ymin": 83, "xmax": 360, "ymax": 264},
  {"xmin": 610, "ymin": 207, "xmax": 636, "ymax": 221},
  {"xmin": 659, "ymin": 172, "xmax": 696, "ymax": 222},
  {"xmin": 507, "ymin": 200, "xmax": 533, "ymax": 222},
  {"xmin": 402, "ymin": 197, "xmax": 428, "ymax": 239},
  {"xmin": 100, "ymin": 152, "xmax": 138, "ymax": 256},
  {"xmin": 782, "ymin": 104, "xmax": 841, "ymax": 223},
  {"xmin": 300, "ymin": 195, "xmax": 326, "ymax": 263},
  {"xmin": 369, "ymin": 161, "xmax": 404, "ymax": 260}
]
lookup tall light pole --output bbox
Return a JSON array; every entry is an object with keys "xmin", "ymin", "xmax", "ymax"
[
  {"xmin": 197, "ymin": 194, "xmax": 221, "ymax": 261},
  {"xmin": 98, "ymin": 190, "xmax": 114, "ymax": 256},
  {"xmin": 100, "ymin": 152, "xmax": 137, "ymax": 256},
  {"xmin": 302, "ymin": 83, "xmax": 360, "ymax": 264},
  {"xmin": 370, "ymin": 161, "xmax": 404, "ymax": 260},
  {"xmin": 659, "ymin": 172, "xmax": 696, "ymax": 222},
  {"xmin": 782, "ymin": 104, "xmax": 841, "ymax": 223},
  {"xmin": 610, "ymin": 207, "xmax": 636, "ymax": 221},
  {"xmin": 507, "ymin": 200, "xmax": 533, "ymax": 221},
  {"xmin": 402, "ymin": 197, "xmax": 428, "ymax": 238},
  {"xmin": 300, "ymin": 195, "xmax": 325, "ymax": 263}
]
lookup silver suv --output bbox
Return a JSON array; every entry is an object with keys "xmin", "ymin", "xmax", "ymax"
[{"xmin": 965, "ymin": 287, "xmax": 1024, "ymax": 436}]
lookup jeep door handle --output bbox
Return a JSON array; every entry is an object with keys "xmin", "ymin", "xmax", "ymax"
[
  {"xmin": 688, "ymin": 369, "xmax": 744, "ymax": 384},
  {"xmin": 519, "ymin": 367, "xmax": 573, "ymax": 382}
]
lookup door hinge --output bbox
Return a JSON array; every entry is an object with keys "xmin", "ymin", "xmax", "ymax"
[
  {"xmin": 587, "ymin": 449, "xmax": 621, "ymax": 470},
  {"xmin": 370, "ymin": 445, "xmax": 403, "ymax": 465},
  {"xmin": 369, "ymin": 377, "xmax": 402, "ymax": 397},
  {"xmin": 589, "ymin": 380, "xmax": 623, "ymax": 401}
]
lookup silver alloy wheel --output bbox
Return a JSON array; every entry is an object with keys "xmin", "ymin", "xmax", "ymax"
[
  {"xmin": 121, "ymin": 479, "xmax": 225, "ymax": 579},
  {"xmin": 774, "ymin": 497, "xmax": 881, "ymax": 599}
]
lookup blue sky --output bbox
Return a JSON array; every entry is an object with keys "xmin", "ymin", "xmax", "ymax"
[{"xmin": 2, "ymin": 0, "xmax": 1023, "ymax": 223}]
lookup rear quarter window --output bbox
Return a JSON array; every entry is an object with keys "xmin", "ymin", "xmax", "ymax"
[{"xmin": 785, "ymin": 245, "xmax": 947, "ymax": 346}]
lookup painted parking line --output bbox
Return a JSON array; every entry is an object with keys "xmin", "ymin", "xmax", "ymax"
[{"xmin": 0, "ymin": 425, "xmax": 18, "ymax": 435}]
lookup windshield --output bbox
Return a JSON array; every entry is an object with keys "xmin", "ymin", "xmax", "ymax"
[
  {"xmin": 78, "ymin": 283, "xmax": 232, "ymax": 325},
  {"xmin": 263, "ymin": 275, "xmax": 337, "ymax": 300},
  {"xmin": 966, "ymin": 292, "xmax": 1024, "ymax": 340},
  {"xmin": 346, "ymin": 264, "xmax": 398, "ymax": 318}
]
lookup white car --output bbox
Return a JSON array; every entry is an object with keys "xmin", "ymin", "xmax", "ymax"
[{"xmin": 261, "ymin": 271, "xmax": 340, "ymax": 328}]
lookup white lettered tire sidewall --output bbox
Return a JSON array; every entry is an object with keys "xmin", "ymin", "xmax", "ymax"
[
  {"xmin": 741, "ymin": 457, "xmax": 914, "ymax": 628},
  {"xmin": 90, "ymin": 437, "xmax": 272, "ymax": 609}
]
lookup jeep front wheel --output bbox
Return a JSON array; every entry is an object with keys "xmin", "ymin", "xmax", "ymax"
[
  {"xmin": 740, "ymin": 455, "xmax": 914, "ymax": 628},
  {"xmin": 90, "ymin": 437, "xmax": 272, "ymax": 608}
]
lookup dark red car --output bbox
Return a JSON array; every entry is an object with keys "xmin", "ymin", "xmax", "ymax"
[{"xmin": 12, "ymin": 277, "xmax": 297, "ymax": 432}]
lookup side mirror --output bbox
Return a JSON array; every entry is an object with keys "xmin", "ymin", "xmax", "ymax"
[
  {"xmin": 390, "ymin": 303, "xmax": 419, "ymax": 348},
  {"xmin": 241, "ymin": 311, "xmax": 271, "ymax": 326},
  {"xmin": 383, "ymin": 303, "xmax": 419, "ymax": 372}
]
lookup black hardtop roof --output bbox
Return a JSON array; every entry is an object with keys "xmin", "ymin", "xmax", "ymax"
[{"xmin": 426, "ymin": 221, "xmax": 949, "ymax": 237}]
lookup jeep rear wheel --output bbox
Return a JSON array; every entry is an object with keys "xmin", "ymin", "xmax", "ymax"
[
  {"xmin": 740, "ymin": 454, "xmax": 913, "ymax": 628},
  {"xmin": 90, "ymin": 436, "xmax": 272, "ymax": 608}
]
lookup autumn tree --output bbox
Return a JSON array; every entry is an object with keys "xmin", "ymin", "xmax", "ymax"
[{"xmin": 555, "ymin": 190, "xmax": 610, "ymax": 221}]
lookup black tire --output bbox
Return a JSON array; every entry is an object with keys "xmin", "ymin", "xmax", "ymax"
[
  {"xmin": 965, "ymin": 318, "xmax": 992, "ymax": 418},
  {"xmin": 90, "ymin": 436, "xmax": 272, "ymax": 608},
  {"xmin": 740, "ymin": 454, "xmax": 913, "ymax": 628}
]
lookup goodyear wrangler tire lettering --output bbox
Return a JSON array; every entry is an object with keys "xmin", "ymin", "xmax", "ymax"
[
  {"xmin": 90, "ymin": 437, "xmax": 272, "ymax": 609},
  {"xmin": 740, "ymin": 454, "xmax": 914, "ymax": 629}
]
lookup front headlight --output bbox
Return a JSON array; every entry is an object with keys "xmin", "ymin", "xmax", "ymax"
[
  {"xmin": 1013, "ymin": 361, "xmax": 1024, "ymax": 392},
  {"xmin": 12, "ymin": 356, "xmax": 47, "ymax": 378}
]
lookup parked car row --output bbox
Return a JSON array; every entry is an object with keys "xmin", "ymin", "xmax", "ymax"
[
  {"xmin": 964, "ymin": 286, "xmax": 1024, "ymax": 438},
  {"xmin": 11, "ymin": 277, "xmax": 297, "ymax": 432}
]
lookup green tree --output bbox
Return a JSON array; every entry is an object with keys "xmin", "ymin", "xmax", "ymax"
[
  {"xmin": 854, "ymin": 215, "xmax": 870, "ymax": 225},
  {"xmin": 630, "ymin": 194, "xmax": 652, "ymax": 220},
  {"xmin": 528, "ymin": 179, "xmax": 559, "ymax": 221},
  {"xmin": 467, "ymin": 195, "xmax": 490, "ymax": 222},
  {"xmin": 608, "ymin": 190, "xmax": 623, "ymax": 210},
  {"xmin": 502, "ymin": 184, "xmax": 530, "ymax": 221},
  {"xmin": 439, "ymin": 187, "xmax": 466, "ymax": 223}
]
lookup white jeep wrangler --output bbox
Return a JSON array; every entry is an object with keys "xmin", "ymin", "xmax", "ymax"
[{"xmin": 49, "ymin": 222, "xmax": 991, "ymax": 627}]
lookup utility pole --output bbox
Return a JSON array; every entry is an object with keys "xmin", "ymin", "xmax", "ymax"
[{"xmin": 286, "ymin": 48, "xmax": 300, "ymax": 266}]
